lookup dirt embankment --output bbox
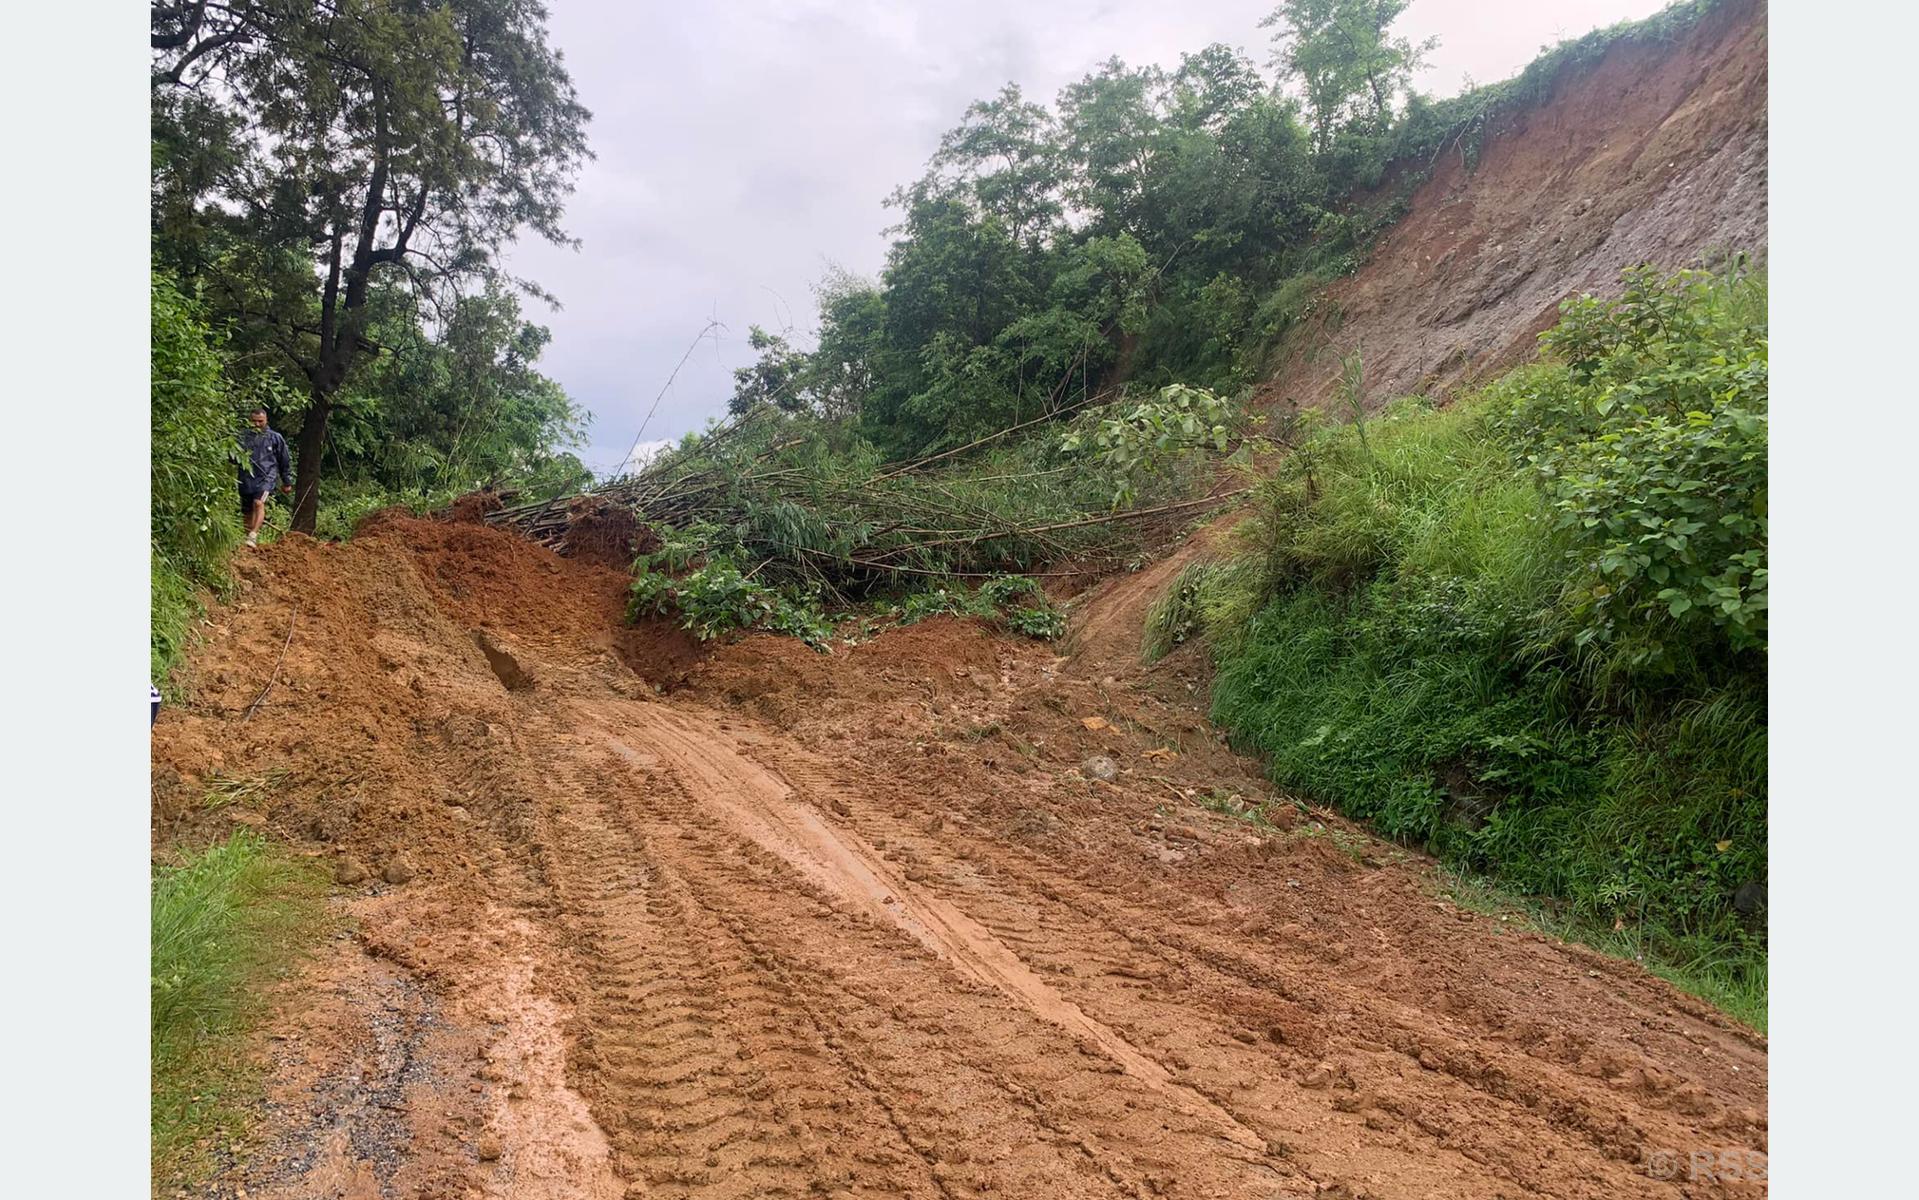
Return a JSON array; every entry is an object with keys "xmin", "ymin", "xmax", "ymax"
[
  {"xmin": 154, "ymin": 510, "xmax": 1766, "ymax": 1200},
  {"xmin": 1263, "ymin": 0, "xmax": 1768, "ymax": 410}
]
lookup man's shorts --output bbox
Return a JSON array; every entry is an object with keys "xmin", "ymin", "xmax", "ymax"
[{"xmin": 239, "ymin": 479, "xmax": 272, "ymax": 515}]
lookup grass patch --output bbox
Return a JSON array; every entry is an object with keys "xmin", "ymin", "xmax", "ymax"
[
  {"xmin": 150, "ymin": 548, "xmax": 207, "ymax": 687},
  {"xmin": 152, "ymin": 830, "xmax": 332, "ymax": 1189}
]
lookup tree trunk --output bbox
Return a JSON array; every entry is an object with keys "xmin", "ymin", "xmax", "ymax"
[{"xmin": 291, "ymin": 387, "xmax": 333, "ymax": 533}]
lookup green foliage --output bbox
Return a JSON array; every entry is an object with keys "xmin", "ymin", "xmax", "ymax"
[
  {"xmin": 1375, "ymin": 0, "xmax": 1724, "ymax": 177},
  {"xmin": 151, "ymin": 548, "xmax": 202, "ymax": 689},
  {"xmin": 150, "ymin": 273, "xmax": 243, "ymax": 584},
  {"xmin": 1060, "ymin": 384, "xmax": 1237, "ymax": 506},
  {"xmin": 894, "ymin": 575, "xmax": 1067, "ymax": 640},
  {"xmin": 150, "ymin": 271, "xmax": 269, "ymax": 681},
  {"xmin": 152, "ymin": 0, "xmax": 591, "ymax": 530},
  {"xmin": 1192, "ymin": 264, "xmax": 1765, "ymax": 1010},
  {"xmin": 332, "ymin": 285, "xmax": 592, "ymax": 501},
  {"xmin": 1502, "ymin": 264, "xmax": 1768, "ymax": 669},
  {"xmin": 1262, "ymin": 0, "xmax": 1437, "ymax": 154},
  {"xmin": 152, "ymin": 830, "xmax": 331, "ymax": 1186},
  {"xmin": 629, "ymin": 539, "xmax": 833, "ymax": 647},
  {"xmin": 728, "ymin": 325, "xmax": 815, "ymax": 415},
  {"xmin": 599, "ymin": 400, "xmax": 1209, "ymax": 644},
  {"xmin": 722, "ymin": 2, "xmax": 1728, "ymax": 457}
]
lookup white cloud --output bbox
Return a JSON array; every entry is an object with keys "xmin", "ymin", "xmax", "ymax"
[{"xmin": 607, "ymin": 438, "xmax": 674, "ymax": 480}]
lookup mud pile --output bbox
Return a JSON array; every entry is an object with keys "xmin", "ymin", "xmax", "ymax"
[{"xmin": 154, "ymin": 510, "xmax": 1768, "ymax": 1199}]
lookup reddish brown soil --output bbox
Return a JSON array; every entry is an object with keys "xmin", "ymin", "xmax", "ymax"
[
  {"xmin": 559, "ymin": 497, "xmax": 655, "ymax": 571},
  {"xmin": 154, "ymin": 513, "xmax": 1766, "ymax": 1200},
  {"xmin": 1261, "ymin": 0, "xmax": 1768, "ymax": 411},
  {"xmin": 152, "ymin": 7, "xmax": 1772, "ymax": 1195}
]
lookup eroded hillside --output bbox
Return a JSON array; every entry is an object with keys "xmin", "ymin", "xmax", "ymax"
[{"xmin": 1263, "ymin": 0, "xmax": 1767, "ymax": 409}]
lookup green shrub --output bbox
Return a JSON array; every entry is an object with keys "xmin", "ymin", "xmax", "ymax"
[
  {"xmin": 895, "ymin": 574, "xmax": 1067, "ymax": 640},
  {"xmin": 1059, "ymin": 383, "xmax": 1236, "ymax": 507},
  {"xmin": 630, "ymin": 551, "xmax": 833, "ymax": 647},
  {"xmin": 1501, "ymin": 263, "xmax": 1768, "ymax": 672},
  {"xmin": 1196, "ymin": 263, "xmax": 1765, "ymax": 1017}
]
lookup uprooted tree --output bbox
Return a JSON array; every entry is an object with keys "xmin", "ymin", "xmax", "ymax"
[{"xmin": 150, "ymin": 0, "xmax": 591, "ymax": 531}]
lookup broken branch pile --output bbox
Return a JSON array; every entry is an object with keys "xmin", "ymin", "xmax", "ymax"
[{"xmin": 487, "ymin": 404, "xmax": 1242, "ymax": 601}]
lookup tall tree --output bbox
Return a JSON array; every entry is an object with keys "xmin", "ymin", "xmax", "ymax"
[
  {"xmin": 1056, "ymin": 59, "xmax": 1166, "ymax": 239},
  {"xmin": 929, "ymin": 84, "xmax": 1064, "ymax": 248},
  {"xmin": 151, "ymin": 0, "xmax": 591, "ymax": 531},
  {"xmin": 332, "ymin": 283, "xmax": 589, "ymax": 496},
  {"xmin": 1262, "ymin": 0, "xmax": 1435, "ymax": 152}
]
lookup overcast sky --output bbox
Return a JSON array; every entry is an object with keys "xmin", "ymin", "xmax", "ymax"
[{"xmin": 502, "ymin": 0, "xmax": 1668, "ymax": 476}]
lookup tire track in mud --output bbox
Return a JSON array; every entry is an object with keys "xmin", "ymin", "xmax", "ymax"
[
  {"xmin": 163, "ymin": 513, "xmax": 1767, "ymax": 1200},
  {"xmin": 547, "ymin": 700, "xmax": 1303, "ymax": 1199},
  {"xmin": 536, "ymin": 745, "xmax": 935, "ymax": 1198},
  {"xmin": 720, "ymin": 737, "xmax": 1760, "ymax": 1200},
  {"xmin": 597, "ymin": 706, "xmax": 1273, "ymax": 1149}
]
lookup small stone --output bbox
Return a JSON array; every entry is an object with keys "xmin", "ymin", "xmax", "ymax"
[
  {"xmin": 476, "ymin": 1133, "xmax": 503, "ymax": 1161},
  {"xmin": 1300, "ymin": 1063, "xmax": 1334, "ymax": 1089},
  {"xmin": 1733, "ymin": 880, "xmax": 1768, "ymax": 915},
  {"xmin": 334, "ymin": 858, "xmax": 369, "ymax": 885},
  {"xmin": 383, "ymin": 855, "xmax": 418, "ymax": 885},
  {"xmin": 1081, "ymin": 755, "xmax": 1120, "ymax": 782},
  {"xmin": 1418, "ymin": 1050, "xmax": 1443, "ymax": 1071}
]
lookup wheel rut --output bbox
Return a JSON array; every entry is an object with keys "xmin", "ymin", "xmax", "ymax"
[{"xmin": 563, "ymin": 699, "xmax": 1297, "ymax": 1197}]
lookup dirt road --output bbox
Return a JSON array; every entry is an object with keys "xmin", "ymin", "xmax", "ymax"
[{"xmin": 152, "ymin": 513, "xmax": 1767, "ymax": 1199}]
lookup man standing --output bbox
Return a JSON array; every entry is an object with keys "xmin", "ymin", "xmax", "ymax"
[{"xmin": 239, "ymin": 407, "xmax": 293, "ymax": 548}]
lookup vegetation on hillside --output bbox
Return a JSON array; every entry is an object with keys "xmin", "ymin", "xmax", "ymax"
[
  {"xmin": 716, "ymin": 0, "xmax": 1727, "ymax": 459},
  {"xmin": 494, "ymin": 385, "xmax": 1248, "ymax": 644},
  {"xmin": 543, "ymin": 0, "xmax": 1728, "ymax": 648},
  {"xmin": 150, "ymin": 0, "xmax": 1765, "ymax": 1047},
  {"xmin": 1150, "ymin": 263, "xmax": 1767, "ymax": 1019},
  {"xmin": 149, "ymin": 0, "xmax": 599, "ymax": 678},
  {"xmin": 150, "ymin": 274, "xmax": 252, "ymax": 682}
]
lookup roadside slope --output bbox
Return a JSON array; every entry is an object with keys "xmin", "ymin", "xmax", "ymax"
[{"xmin": 1263, "ymin": 0, "xmax": 1767, "ymax": 410}]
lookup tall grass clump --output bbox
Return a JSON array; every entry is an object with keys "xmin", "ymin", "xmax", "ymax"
[
  {"xmin": 150, "ymin": 272, "xmax": 246, "ymax": 682},
  {"xmin": 152, "ymin": 830, "xmax": 330, "ymax": 1184},
  {"xmin": 1194, "ymin": 262, "xmax": 1766, "ymax": 1019}
]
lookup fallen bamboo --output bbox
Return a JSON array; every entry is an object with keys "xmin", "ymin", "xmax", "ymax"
[{"xmin": 242, "ymin": 603, "xmax": 299, "ymax": 723}]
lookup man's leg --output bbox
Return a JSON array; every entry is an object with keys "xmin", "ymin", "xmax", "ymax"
[{"xmin": 244, "ymin": 494, "xmax": 267, "ymax": 546}]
